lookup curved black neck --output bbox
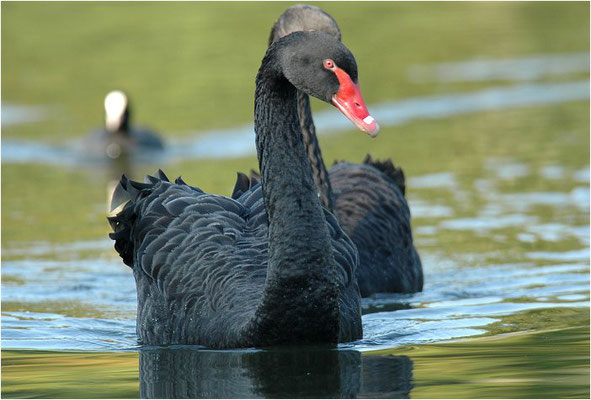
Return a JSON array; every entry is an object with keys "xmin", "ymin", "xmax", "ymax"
[
  {"xmin": 297, "ymin": 92, "xmax": 335, "ymax": 211},
  {"xmin": 250, "ymin": 47, "xmax": 339, "ymax": 344}
]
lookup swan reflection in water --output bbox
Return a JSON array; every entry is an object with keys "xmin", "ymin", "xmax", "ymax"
[{"xmin": 139, "ymin": 346, "xmax": 413, "ymax": 398}]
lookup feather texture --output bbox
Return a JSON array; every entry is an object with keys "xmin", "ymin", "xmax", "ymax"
[
  {"xmin": 262, "ymin": 4, "xmax": 423, "ymax": 296},
  {"xmin": 108, "ymin": 31, "xmax": 369, "ymax": 348},
  {"xmin": 330, "ymin": 162, "xmax": 423, "ymax": 295},
  {"xmin": 110, "ymin": 172, "xmax": 361, "ymax": 347}
]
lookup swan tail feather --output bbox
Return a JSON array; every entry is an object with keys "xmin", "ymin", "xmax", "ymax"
[
  {"xmin": 110, "ymin": 175, "xmax": 132, "ymax": 212},
  {"xmin": 107, "ymin": 204, "xmax": 136, "ymax": 267},
  {"xmin": 108, "ymin": 174, "xmax": 164, "ymax": 267},
  {"xmin": 231, "ymin": 171, "xmax": 262, "ymax": 200},
  {"xmin": 232, "ymin": 172, "xmax": 250, "ymax": 199},
  {"xmin": 155, "ymin": 169, "xmax": 170, "ymax": 182},
  {"xmin": 248, "ymin": 169, "xmax": 261, "ymax": 187},
  {"xmin": 362, "ymin": 154, "xmax": 406, "ymax": 196},
  {"xmin": 145, "ymin": 175, "xmax": 159, "ymax": 184},
  {"xmin": 129, "ymin": 180, "xmax": 153, "ymax": 191}
]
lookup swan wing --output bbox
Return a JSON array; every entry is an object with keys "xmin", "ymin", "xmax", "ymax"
[
  {"xmin": 108, "ymin": 171, "xmax": 360, "ymax": 345},
  {"xmin": 109, "ymin": 172, "xmax": 268, "ymax": 345},
  {"xmin": 329, "ymin": 161, "xmax": 423, "ymax": 295}
]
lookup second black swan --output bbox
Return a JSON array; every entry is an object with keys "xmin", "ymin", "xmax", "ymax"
[
  {"xmin": 246, "ymin": 5, "xmax": 424, "ymax": 296},
  {"xmin": 109, "ymin": 31, "xmax": 379, "ymax": 348}
]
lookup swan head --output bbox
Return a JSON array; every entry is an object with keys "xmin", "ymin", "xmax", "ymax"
[
  {"xmin": 104, "ymin": 90, "xmax": 130, "ymax": 133},
  {"xmin": 278, "ymin": 31, "xmax": 379, "ymax": 137},
  {"xmin": 269, "ymin": 4, "xmax": 341, "ymax": 44}
]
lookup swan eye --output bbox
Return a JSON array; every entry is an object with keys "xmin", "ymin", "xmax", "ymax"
[{"xmin": 323, "ymin": 59, "xmax": 335, "ymax": 70}]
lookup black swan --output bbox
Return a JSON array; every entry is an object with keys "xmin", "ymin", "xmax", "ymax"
[
  {"xmin": 242, "ymin": 5, "xmax": 424, "ymax": 296},
  {"xmin": 108, "ymin": 31, "xmax": 379, "ymax": 348},
  {"xmin": 84, "ymin": 90, "xmax": 164, "ymax": 159}
]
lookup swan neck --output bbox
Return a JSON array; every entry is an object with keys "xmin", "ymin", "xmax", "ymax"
[
  {"xmin": 251, "ymin": 55, "xmax": 340, "ymax": 344},
  {"xmin": 297, "ymin": 91, "xmax": 335, "ymax": 211},
  {"xmin": 254, "ymin": 69, "xmax": 333, "ymax": 261}
]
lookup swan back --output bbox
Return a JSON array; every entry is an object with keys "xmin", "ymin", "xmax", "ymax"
[
  {"xmin": 330, "ymin": 162, "xmax": 423, "ymax": 295},
  {"xmin": 109, "ymin": 172, "xmax": 361, "ymax": 347}
]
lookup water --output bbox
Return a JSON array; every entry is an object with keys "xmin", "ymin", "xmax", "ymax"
[
  {"xmin": 3, "ymin": 326, "xmax": 588, "ymax": 398},
  {"xmin": 2, "ymin": 148, "xmax": 589, "ymax": 397},
  {"xmin": 407, "ymin": 52, "xmax": 590, "ymax": 82},
  {"xmin": 3, "ymin": 79, "xmax": 589, "ymax": 165},
  {"xmin": 5, "ymin": 229, "xmax": 586, "ymax": 353},
  {"xmin": 2, "ymin": 28, "xmax": 589, "ymax": 400},
  {"xmin": 1, "ymin": 104, "xmax": 49, "ymax": 127}
]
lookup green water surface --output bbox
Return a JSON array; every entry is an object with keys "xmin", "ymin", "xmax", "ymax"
[{"xmin": 2, "ymin": 1, "xmax": 589, "ymax": 398}]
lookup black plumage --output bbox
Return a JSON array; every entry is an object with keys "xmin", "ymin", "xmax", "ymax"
[
  {"xmin": 263, "ymin": 5, "xmax": 423, "ymax": 296},
  {"xmin": 109, "ymin": 31, "xmax": 366, "ymax": 348}
]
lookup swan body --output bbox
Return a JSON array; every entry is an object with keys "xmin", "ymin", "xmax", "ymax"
[
  {"xmin": 110, "ymin": 173, "xmax": 360, "ymax": 347},
  {"xmin": 109, "ymin": 31, "xmax": 376, "ymax": 348},
  {"xmin": 330, "ymin": 158, "xmax": 422, "ymax": 294}
]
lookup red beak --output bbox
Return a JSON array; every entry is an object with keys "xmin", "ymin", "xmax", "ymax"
[{"xmin": 331, "ymin": 67, "xmax": 380, "ymax": 137}]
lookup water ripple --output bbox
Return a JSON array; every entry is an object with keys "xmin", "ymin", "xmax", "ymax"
[
  {"xmin": 407, "ymin": 52, "xmax": 590, "ymax": 82},
  {"xmin": 2, "ymin": 80, "xmax": 589, "ymax": 165}
]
